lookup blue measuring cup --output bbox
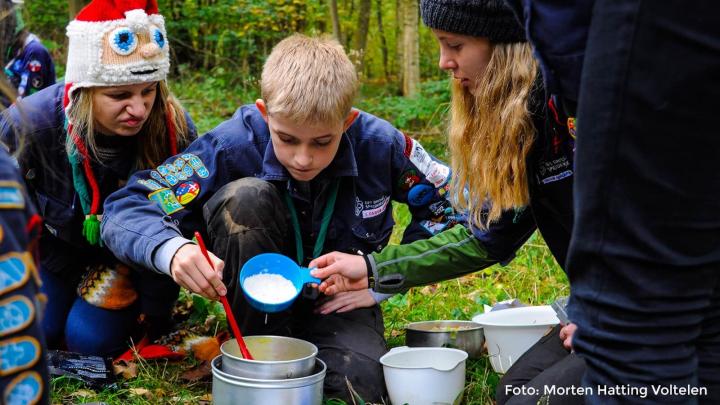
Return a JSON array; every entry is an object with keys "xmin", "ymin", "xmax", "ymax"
[{"xmin": 239, "ymin": 253, "xmax": 321, "ymax": 313}]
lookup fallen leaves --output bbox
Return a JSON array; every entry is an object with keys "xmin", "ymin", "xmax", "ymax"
[{"xmin": 113, "ymin": 360, "xmax": 138, "ymax": 379}]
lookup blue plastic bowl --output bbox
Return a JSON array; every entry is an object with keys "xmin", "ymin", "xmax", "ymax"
[{"xmin": 239, "ymin": 253, "xmax": 321, "ymax": 313}]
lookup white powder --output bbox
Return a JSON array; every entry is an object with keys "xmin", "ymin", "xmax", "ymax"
[{"xmin": 243, "ymin": 273, "xmax": 298, "ymax": 304}]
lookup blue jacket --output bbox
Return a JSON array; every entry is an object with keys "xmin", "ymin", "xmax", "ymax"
[
  {"xmin": 102, "ymin": 105, "xmax": 460, "ymax": 275},
  {"xmin": 4, "ymin": 34, "xmax": 56, "ymax": 101},
  {"xmin": 0, "ymin": 147, "xmax": 49, "ymax": 404},
  {"xmin": 0, "ymin": 82, "xmax": 197, "ymax": 274}
]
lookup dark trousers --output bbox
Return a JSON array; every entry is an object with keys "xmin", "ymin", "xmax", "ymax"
[
  {"xmin": 203, "ymin": 177, "xmax": 387, "ymax": 402},
  {"xmin": 567, "ymin": 1, "xmax": 720, "ymax": 403},
  {"xmin": 496, "ymin": 325, "xmax": 585, "ymax": 405}
]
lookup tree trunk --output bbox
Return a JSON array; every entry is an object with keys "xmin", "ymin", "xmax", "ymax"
[
  {"xmin": 68, "ymin": 0, "xmax": 86, "ymax": 19},
  {"xmin": 376, "ymin": 0, "xmax": 389, "ymax": 79},
  {"xmin": 395, "ymin": 0, "xmax": 404, "ymax": 90},
  {"xmin": 353, "ymin": 0, "xmax": 372, "ymax": 73},
  {"xmin": 328, "ymin": 0, "xmax": 342, "ymax": 43},
  {"xmin": 401, "ymin": 0, "xmax": 419, "ymax": 97}
]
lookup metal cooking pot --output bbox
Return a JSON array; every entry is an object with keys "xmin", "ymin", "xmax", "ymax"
[
  {"xmin": 405, "ymin": 320, "xmax": 484, "ymax": 359},
  {"xmin": 221, "ymin": 336, "xmax": 318, "ymax": 379},
  {"xmin": 212, "ymin": 355, "xmax": 326, "ymax": 405}
]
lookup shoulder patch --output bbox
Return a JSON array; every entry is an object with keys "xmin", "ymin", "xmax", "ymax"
[
  {"xmin": 0, "ymin": 336, "xmax": 41, "ymax": 376},
  {"xmin": 3, "ymin": 371, "xmax": 43, "ymax": 405},
  {"xmin": 407, "ymin": 139, "xmax": 450, "ymax": 187},
  {"xmin": 0, "ymin": 182, "xmax": 25, "ymax": 209},
  {"xmin": 0, "ymin": 253, "xmax": 32, "ymax": 296},
  {"xmin": 0, "ymin": 296, "xmax": 35, "ymax": 338},
  {"xmin": 175, "ymin": 181, "xmax": 200, "ymax": 205},
  {"xmin": 148, "ymin": 188, "xmax": 184, "ymax": 215}
]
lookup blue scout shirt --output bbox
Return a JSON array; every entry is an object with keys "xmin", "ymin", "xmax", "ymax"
[
  {"xmin": 101, "ymin": 104, "xmax": 461, "ymax": 277},
  {"xmin": 0, "ymin": 82, "xmax": 197, "ymax": 276},
  {"xmin": 4, "ymin": 34, "xmax": 56, "ymax": 100},
  {"xmin": 0, "ymin": 147, "xmax": 49, "ymax": 405}
]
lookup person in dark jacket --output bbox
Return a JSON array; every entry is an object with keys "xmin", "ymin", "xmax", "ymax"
[
  {"xmin": 0, "ymin": 51, "xmax": 49, "ymax": 405},
  {"xmin": 310, "ymin": 1, "xmax": 583, "ymax": 403},
  {"xmin": 0, "ymin": 145, "xmax": 50, "ymax": 405},
  {"xmin": 0, "ymin": 0, "xmax": 196, "ymax": 358},
  {"xmin": 101, "ymin": 34, "xmax": 460, "ymax": 402},
  {"xmin": 1, "ymin": 0, "xmax": 56, "ymax": 105}
]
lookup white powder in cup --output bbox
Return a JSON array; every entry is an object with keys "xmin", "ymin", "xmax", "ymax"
[{"xmin": 243, "ymin": 273, "xmax": 298, "ymax": 304}]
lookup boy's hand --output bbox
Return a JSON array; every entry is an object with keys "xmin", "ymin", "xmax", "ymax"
[
  {"xmin": 170, "ymin": 244, "xmax": 227, "ymax": 300},
  {"xmin": 315, "ymin": 290, "xmax": 376, "ymax": 314},
  {"xmin": 309, "ymin": 252, "xmax": 369, "ymax": 295},
  {"xmin": 559, "ymin": 323, "xmax": 577, "ymax": 351}
]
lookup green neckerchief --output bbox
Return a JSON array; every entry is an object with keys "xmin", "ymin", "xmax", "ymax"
[{"xmin": 283, "ymin": 178, "xmax": 340, "ymax": 266}]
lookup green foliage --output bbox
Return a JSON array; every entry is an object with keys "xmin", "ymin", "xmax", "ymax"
[{"xmin": 358, "ymin": 79, "xmax": 451, "ymax": 135}]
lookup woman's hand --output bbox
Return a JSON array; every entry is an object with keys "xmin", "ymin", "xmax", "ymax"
[
  {"xmin": 170, "ymin": 244, "xmax": 226, "ymax": 300},
  {"xmin": 315, "ymin": 290, "xmax": 377, "ymax": 314},
  {"xmin": 559, "ymin": 323, "xmax": 577, "ymax": 351},
  {"xmin": 309, "ymin": 251, "xmax": 369, "ymax": 295}
]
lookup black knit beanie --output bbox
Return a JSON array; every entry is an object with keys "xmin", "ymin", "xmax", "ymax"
[{"xmin": 421, "ymin": 0, "xmax": 526, "ymax": 43}]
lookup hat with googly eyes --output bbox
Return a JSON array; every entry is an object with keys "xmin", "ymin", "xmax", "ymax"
[{"xmin": 63, "ymin": 0, "xmax": 170, "ymax": 114}]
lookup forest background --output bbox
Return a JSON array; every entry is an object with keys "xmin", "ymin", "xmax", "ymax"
[{"xmin": 22, "ymin": 1, "xmax": 568, "ymax": 403}]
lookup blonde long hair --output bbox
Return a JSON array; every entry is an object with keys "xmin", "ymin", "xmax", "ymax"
[
  {"xmin": 449, "ymin": 42, "xmax": 538, "ymax": 229},
  {"xmin": 66, "ymin": 80, "xmax": 192, "ymax": 170}
]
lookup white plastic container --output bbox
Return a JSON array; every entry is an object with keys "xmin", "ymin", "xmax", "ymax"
[
  {"xmin": 380, "ymin": 346, "xmax": 468, "ymax": 405},
  {"xmin": 472, "ymin": 305, "xmax": 560, "ymax": 374}
]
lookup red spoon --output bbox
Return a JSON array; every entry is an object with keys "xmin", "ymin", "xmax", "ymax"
[{"xmin": 194, "ymin": 231, "xmax": 254, "ymax": 360}]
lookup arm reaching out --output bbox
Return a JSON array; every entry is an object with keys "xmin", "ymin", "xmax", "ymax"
[{"xmin": 310, "ymin": 252, "xmax": 369, "ymax": 295}]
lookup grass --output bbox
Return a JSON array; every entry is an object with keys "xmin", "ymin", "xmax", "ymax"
[{"xmin": 50, "ymin": 76, "xmax": 569, "ymax": 404}]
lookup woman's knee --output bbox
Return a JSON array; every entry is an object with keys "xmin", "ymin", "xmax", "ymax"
[{"xmin": 64, "ymin": 299, "xmax": 139, "ymax": 357}]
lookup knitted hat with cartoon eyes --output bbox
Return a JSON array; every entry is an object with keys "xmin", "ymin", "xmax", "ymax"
[{"xmin": 64, "ymin": 0, "xmax": 177, "ymax": 246}]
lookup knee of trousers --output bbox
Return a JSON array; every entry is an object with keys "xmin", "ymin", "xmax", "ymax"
[
  {"xmin": 203, "ymin": 178, "xmax": 287, "ymax": 236},
  {"xmin": 319, "ymin": 348, "xmax": 386, "ymax": 402}
]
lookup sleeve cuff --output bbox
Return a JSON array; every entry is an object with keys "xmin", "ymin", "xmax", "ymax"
[
  {"xmin": 369, "ymin": 289, "xmax": 394, "ymax": 303},
  {"xmin": 152, "ymin": 236, "xmax": 194, "ymax": 276}
]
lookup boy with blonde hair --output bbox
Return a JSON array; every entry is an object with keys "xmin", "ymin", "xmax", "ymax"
[{"xmin": 102, "ymin": 34, "xmax": 461, "ymax": 401}]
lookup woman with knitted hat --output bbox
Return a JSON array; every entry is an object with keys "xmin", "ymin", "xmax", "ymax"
[
  {"xmin": 311, "ymin": 0, "xmax": 583, "ymax": 403},
  {"xmin": 0, "ymin": 0, "xmax": 196, "ymax": 357}
]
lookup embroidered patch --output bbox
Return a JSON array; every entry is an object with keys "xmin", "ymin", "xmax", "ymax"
[
  {"xmin": 175, "ymin": 181, "xmax": 200, "ymax": 205},
  {"xmin": 567, "ymin": 117, "xmax": 576, "ymax": 139},
  {"xmin": 407, "ymin": 139, "xmax": 450, "ymax": 187},
  {"xmin": 355, "ymin": 196, "xmax": 391, "ymax": 219},
  {"xmin": 420, "ymin": 219, "xmax": 449, "ymax": 235},
  {"xmin": 0, "ymin": 182, "xmax": 25, "ymax": 209},
  {"xmin": 0, "ymin": 336, "xmax": 41, "ymax": 376},
  {"xmin": 0, "ymin": 296, "xmax": 34, "ymax": 338},
  {"xmin": 428, "ymin": 200, "xmax": 452, "ymax": 217},
  {"xmin": 537, "ymin": 156, "xmax": 573, "ymax": 185},
  {"xmin": 402, "ymin": 134, "xmax": 413, "ymax": 157},
  {"xmin": 148, "ymin": 188, "xmax": 184, "ymax": 215},
  {"xmin": 541, "ymin": 170, "xmax": 573, "ymax": 184},
  {"xmin": 408, "ymin": 184, "xmax": 436, "ymax": 207},
  {"xmin": 27, "ymin": 60, "xmax": 42, "ymax": 73},
  {"xmin": 397, "ymin": 170, "xmax": 420, "ymax": 191},
  {"xmin": 154, "ymin": 154, "xmax": 210, "ymax": 187},
  {"xmin": 150, "ymin": 171, "xmax": 171, "ymax": 187},
  {"xmin": 30, "ymin": 76, "xmax": 43, "ymax": 89},
  {"xmin": 137, "ymin": 179, "xmax": 163, "ymax": 191},
  {"xmin": 0, "ymin": 253, "xmax": 31, "ymax": 295},
  {"xmin": 4, "ymin": 371, "xmax": 42, "ymax": 405}
]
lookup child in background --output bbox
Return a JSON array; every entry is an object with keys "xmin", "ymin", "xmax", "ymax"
[
  {"xmin": 1, "ymin": 0, "xmax": 55, "ymax": 105},
  {"xmin": 101, "ymin": 34, "xmax": 461, "ymax": 402}
]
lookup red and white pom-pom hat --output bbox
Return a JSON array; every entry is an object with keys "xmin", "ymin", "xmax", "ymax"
[{"xmin": 64, "ymin": 0, "xmax": 169, "ymax": 113}]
